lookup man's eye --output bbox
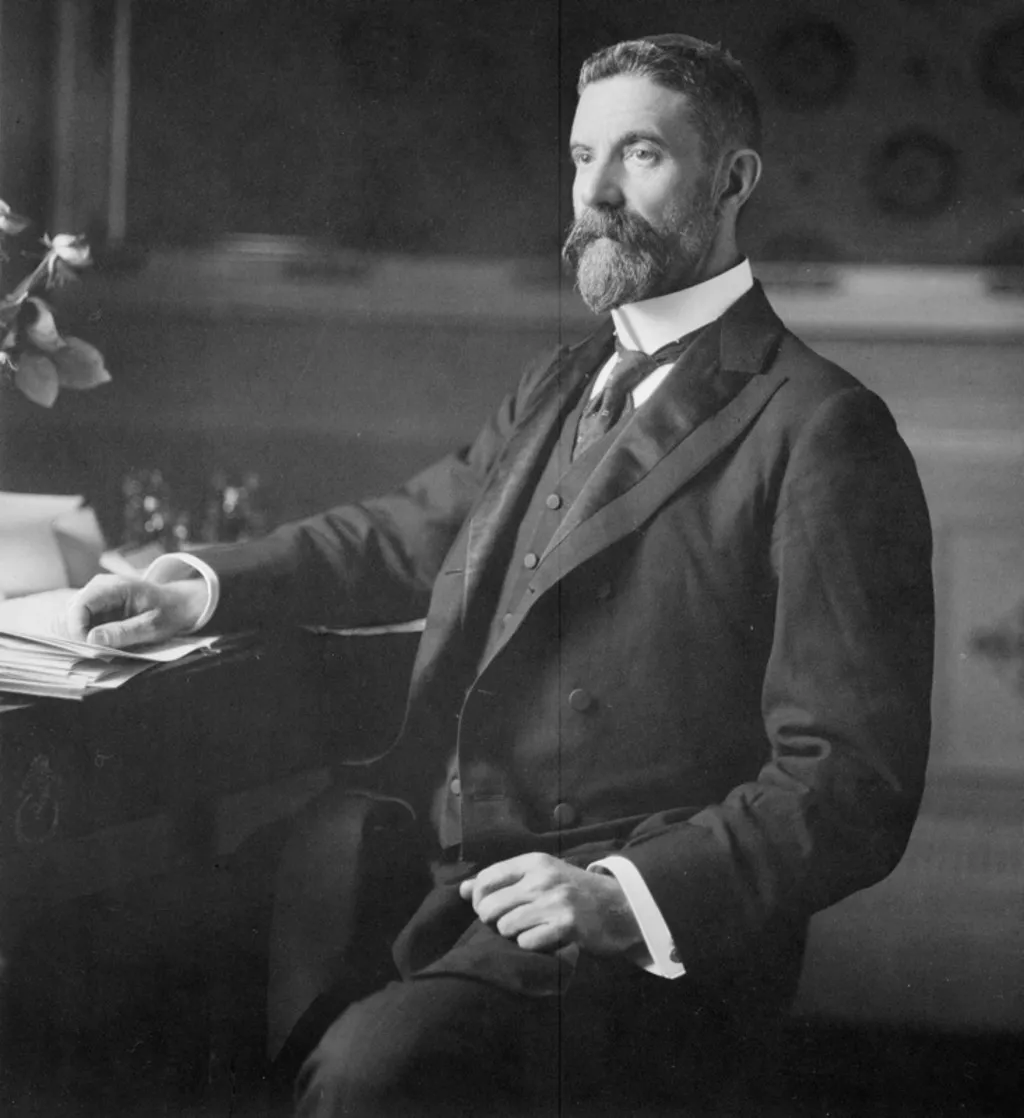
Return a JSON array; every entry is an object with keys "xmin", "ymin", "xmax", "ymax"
[
  {"xmin": 572, "ymin": 150, "xmax": 592, "ymax": 166},
  {"xmin": 627, "ymin": 146, "xmax": 659, "ymax": 165}
]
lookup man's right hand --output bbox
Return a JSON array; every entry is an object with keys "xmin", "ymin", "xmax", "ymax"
[{"xmin": 67, "ymin": 574, "xmax": 207, "ymax": 648}]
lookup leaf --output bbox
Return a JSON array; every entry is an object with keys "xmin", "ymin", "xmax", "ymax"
[
  {"xmin": 22, "ymin": 296, "xmax": 64, "ymax": 352},
  {"xmin": 14, "ymin": 352, "xmax": 59, "ymax": 406},
  {"xmin": 0, "ymin": 301, "xmax": 22, "ymax": 330},
  {"xmin": 53, "ymin": 337, "xmax": 111, "ymax": 390}
]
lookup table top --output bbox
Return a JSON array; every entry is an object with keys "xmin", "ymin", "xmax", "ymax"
[{"xmin": 0, "ymin": 628, "xmax": 418, "ymax": 910}]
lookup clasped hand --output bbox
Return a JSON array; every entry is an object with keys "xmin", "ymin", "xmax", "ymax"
[{"xmin": 459, "ymin": 852, "xmax": 642, "ymax": 956}]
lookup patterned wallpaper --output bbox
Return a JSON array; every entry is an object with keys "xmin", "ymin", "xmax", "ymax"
[{"xmin": 2, "ymin": 0, "xmax": 1021, "ymax": 265}]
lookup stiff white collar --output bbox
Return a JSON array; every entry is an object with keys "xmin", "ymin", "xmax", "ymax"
[
  {"xmin": 593, "ymin": 258, "xmax": 754, "ymax": 406},
  {"xmin": 611, "ymin": 258, "xmax": 754, "ymax": 354}
]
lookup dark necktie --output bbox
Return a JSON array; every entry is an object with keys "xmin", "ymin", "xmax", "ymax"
[{"xmin": 572, "ymin": 334, "xmax": 694, "ymax": 460}]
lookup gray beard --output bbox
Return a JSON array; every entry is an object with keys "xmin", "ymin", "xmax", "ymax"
[
  {"xmin": 573, "ymin": 237, "xmax": 668, "ymax": 315},
  {"xmin": 564, "ymin": 200, "xmax": 719, "ymax": 315}
]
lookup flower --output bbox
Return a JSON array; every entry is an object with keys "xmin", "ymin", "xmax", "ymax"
[
  {"xmin": 0, "ymin": 199, "xmax": 108, "ymax": 407},
  {"xmin": 42, "ymin": 232, "xmax": 93, "ymax": 285},
  {"xmin": 0, "ymin": 200, "xmax": 30, "ymax": 238},
  {"xmin": 46, "ymin": 233, "xmax": 92, "ymax": 267}
]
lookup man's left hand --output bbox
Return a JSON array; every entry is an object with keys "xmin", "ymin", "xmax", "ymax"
[{"xmin": 459, "ymin": 852, "xmax": 643, "ymax": 956}]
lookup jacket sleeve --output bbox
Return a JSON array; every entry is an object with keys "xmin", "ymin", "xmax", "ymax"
[
  {"xmin": 618, "ymin": 386, "xmax": 934, "ymax": 971},
  {"xmin": 197, "ymin": 346, "xmax": 566, "ymax": 633}
]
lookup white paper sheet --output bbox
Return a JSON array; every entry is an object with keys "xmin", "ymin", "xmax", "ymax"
[{"xmin": 0, "ymin": 492, "xmax": 105, "ymax": 597}]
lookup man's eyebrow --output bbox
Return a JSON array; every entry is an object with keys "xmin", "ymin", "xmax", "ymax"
[
  {"xmin": 618, "ymin": 130, "xmax": 666, "ymax": 147},
  {"xmin": 568, "ymin": 130, "xmax": 666, "ymax": 154}
]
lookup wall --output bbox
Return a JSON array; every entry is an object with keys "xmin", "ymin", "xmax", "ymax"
[{"xmin": 8, "ymin": 0, "xmax": 1022, "ymax": 265}]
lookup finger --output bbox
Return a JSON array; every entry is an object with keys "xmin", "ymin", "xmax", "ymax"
[
  {"xmin": 66, "ymin": 606, "xmax": 91, "ymax": 643},
  {"xmin": 475, "ymin": 883, "xmax": 536, "ymax": 926},
  {"xmin": 67, "ymin": 580, "xmax": 133, "ymax": 641},
  {"xmin": 495, "ymin": 900, "xmax": 545, "ymax": 940},
  {"xmin": 497, "ymin": 891, "xmax": 575, "ymax": 941},
  {"xmin": 468, "ymin": 853, "xmax": 539, "ymax": 909},
  {"xmin": 87, "ymin": 608, "xmax": 161, "ymax": 649},
  {"xmin": 516, "ymin": 923, "xmax": 564, "ymax": 953},
  {"xmin": 458, "ymin": 877, "xmax": 476, "ymax": 901}
]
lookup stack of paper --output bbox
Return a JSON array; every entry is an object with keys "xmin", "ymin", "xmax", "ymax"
[
  {"xmin": 0, "ymin": 627, "xmax": 224, "ymax": 701},
  {"xmin": 0, "ymin": 492, "xmax": 105, "ymax": 598}
]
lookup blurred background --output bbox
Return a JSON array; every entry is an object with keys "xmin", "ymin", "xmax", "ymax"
[{"xmin": 0, "ymin": 0, "xmax": 1021, "ymax": 1114}]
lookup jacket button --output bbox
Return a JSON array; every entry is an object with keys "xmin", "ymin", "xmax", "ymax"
[
  {"xmin": 449, "ymin": 777, "xmax": 461, "ymax": 796},
  {"xmin": 595, "ymin": 581, "xmax": 613, "ymax": 600},
  {"xmin": 545, "ymin": 493, "xmax": 562, "ymax": 510},
  {"xmin": 669, "ymin": 947, "xmax": 681, "ymax": 965},
  {"xmin": 568, "ymin": 687, "xmax": 593, "ymax": 712},
  {"xmin": 552, "ymin": 802, "xmax": 577, "ymax": 828},
  {"xmin": 523, "ymin": 552, "xmax": 539, "ymax": 569}
]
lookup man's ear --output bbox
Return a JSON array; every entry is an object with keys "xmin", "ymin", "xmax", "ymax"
[{"xmin": 716, "ymin": 149, "xmax": 762, "ymax": 216}]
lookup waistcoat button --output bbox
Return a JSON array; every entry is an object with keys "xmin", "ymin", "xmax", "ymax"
[
  {"xmin": 568, "ymin": 687, "xmax": 593, "ymax": 712},
  {"xmin": 545, "ymin": 493, "xmax": 562, "ymax": 510},
  {"xmin": 523, "ymin": 551, "xmax": 539, "ymax": 569},
  {"xmin": 552, "ymin": 802, "xmax": 577, "ymax": 828},
  {"xmin": 449, "ymin": 777, "xmax": 461, "ymax": 796}
]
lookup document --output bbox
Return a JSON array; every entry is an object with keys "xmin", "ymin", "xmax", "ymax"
[
  {"xmin": 0, "ymin": 628, "xmax": 227, "ymax": 700},
  {"xmin": 0, "ymin": 491, "xmax": 104, "ymax": 598},
  {"xmin": 0, "ymin": 590, "xmax": 228, "ymax": 700}
]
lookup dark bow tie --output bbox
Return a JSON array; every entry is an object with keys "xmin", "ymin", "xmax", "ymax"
[{"xmin": 571, "ymin": 334, "xmax": 695, "ymax": 460}]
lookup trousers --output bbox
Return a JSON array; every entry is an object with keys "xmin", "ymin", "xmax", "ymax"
[{"xmin": 270, "ymin": 794, "xmax": 785, "ymax": 1116}]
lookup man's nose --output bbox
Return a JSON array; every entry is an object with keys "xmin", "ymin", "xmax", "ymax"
[{"xmin": 575, "ymin": 160, "xmax": 624, "ymax": 210}]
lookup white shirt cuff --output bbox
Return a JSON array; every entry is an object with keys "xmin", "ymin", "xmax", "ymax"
[
  {"xmin": 589, "ymin": 854, "xmax": 686, "ymax": 979},
  {"xmin": 144, "ymin": 553, "xmax": 220, "ymax": 634}
]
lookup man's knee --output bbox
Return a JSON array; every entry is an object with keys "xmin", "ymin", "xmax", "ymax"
[
  {"xmin": 294, "ymin": 987, "xmax": 414, "ymax": 1115},
  {"xmin": 294, "ymin": 978, "xmax": 546, "ymax": 1117}
]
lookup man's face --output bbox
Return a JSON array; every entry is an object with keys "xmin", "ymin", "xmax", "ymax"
[{"xmin": 563, "ymin": 74, "xmax": 722, "ymax": 314}]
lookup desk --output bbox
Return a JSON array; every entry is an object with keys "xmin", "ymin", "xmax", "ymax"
[
  {"xmin": 0, "ymin": 629, "xmax": 418, "ymax": 1113},
  {"xmin": 0, "ymin": 630, "xmax": 417, "ymax": 921}
]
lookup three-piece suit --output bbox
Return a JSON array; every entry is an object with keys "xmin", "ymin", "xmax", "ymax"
[{"xmin": 199, "ymin": 282, "xmax": 934, "ymax": 1108}]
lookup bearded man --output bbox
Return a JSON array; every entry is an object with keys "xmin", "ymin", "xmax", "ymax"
[{"xmin": 66, "ymin": 34, "xmax": 934, "ymax": 1117}]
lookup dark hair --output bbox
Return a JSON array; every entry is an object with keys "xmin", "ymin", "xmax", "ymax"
[{"xmin": 577, "ymin": 34, "xmax": 762, "ymax": 165}]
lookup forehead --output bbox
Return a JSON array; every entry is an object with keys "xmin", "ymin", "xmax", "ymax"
[{"xmin": 571, "ymin": 73, "xmax": 701, "ymax": 151}]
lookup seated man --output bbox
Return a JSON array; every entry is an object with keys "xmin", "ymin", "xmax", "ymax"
[{"xmin": 65, "ymin": 34, "xmax": 934, "ymax": 1117}]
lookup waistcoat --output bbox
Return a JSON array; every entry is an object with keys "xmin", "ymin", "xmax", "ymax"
[{"xmin": 432, "ymin": 375, "xmax": 633, "ymax": 850}]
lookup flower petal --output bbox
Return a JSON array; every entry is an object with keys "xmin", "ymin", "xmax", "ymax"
[
  {"xmin": 14, "ymin": 352, "xmax": 60, "ymax": 406},
  {"xmin": 53, "ymin": 337, "xmax": 111, "ymax": 389},
  {"xmin": 0, "ymin": 200, "xmax": 30, "ymax": 236},
  {"xmin": 22, "ymin": 297, "xmax": 65, "ymax": 352},
  {"xmin": 48, "ymin": 233, "xmax": 92, "ymax": 267}
]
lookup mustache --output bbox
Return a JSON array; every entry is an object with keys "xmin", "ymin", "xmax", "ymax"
[{"xmin": 561, "ymin": 207, "xmax": 672, "ymax": 270}]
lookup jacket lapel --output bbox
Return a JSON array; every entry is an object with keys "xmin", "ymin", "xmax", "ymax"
[
  {"xmin": 460, "ymin": 324, "xmax": 613, "ymax": 621},
  {"xmin": 489, "ymin": 282, "xmax": 790, "ymax": 656}
]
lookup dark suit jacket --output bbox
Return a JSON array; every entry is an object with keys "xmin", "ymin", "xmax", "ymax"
[{"xmin": 202, "ymin": 283, "xmax": 933, "ymax": 996}]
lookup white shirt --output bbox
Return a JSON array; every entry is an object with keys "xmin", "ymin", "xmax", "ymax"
[
  {"xmin": 147, "ymin": 258, "xmax": 755, "ymax": 980},
  {"xmin": 593, "ymin": 257, "xmax": 754, "ymax": 407}
]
